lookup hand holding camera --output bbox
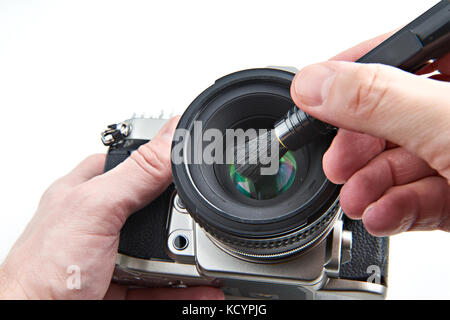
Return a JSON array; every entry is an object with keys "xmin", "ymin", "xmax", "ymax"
[
  {"xmin": 1, "ymin": 18, "xmax": 449, "ymax": 299},
  {"xmin": 0, "ymin": 117, "xmax": 223, "ymax": 300}
]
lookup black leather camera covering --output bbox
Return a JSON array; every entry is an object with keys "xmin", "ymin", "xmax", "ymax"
[
  {"xmin": 104, "ymin": 139, "xmax": 388, "ymax": 283},
  {"xmin": 341, "ymin": 216, "xmax": 389, "ymax": 285},
  {"xmin": 103, "ymin": 139, "xmax": 174, "ymax": 262}
]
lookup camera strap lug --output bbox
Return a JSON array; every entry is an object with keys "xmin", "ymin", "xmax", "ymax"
[
  {"xmin": 324, "ymin": 218, "xmax": 352, "ymax": 278},
  {"xmin": 101, "ymin": 122, "xmax": 131, "ymax": 147}
]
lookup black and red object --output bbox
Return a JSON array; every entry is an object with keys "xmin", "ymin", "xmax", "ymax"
[{"xmin": 274, "ymin": 0, "xmax": 450, "ymax": 154}]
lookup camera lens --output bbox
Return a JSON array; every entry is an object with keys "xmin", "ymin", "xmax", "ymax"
[
  {"xmin": 172, "ymin": 68, "xmax": 341, "ymax": 260},
  {"xmin": 229, "ymin": 151, "xmax": 297, "ymax": 200}
]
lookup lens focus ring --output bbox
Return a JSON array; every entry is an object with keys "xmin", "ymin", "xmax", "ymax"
[{"xmin": 188, "ymin": 197, "xmax": 341, "ymax": 260}]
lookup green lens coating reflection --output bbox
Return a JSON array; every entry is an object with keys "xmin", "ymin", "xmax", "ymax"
[{"xmin": 229, "ymin": 151, "xmax": 297, "ymax": 200}]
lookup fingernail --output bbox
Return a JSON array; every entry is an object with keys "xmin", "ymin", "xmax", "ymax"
[
  {"xmin": 362, "ymin": 205, "xmax": 378, "ymax": 230},
  {"xmin": 362, "ymin": 204, "xmax": 390, "ymax": 237},
  {"xmin": 159, "ymin": 122, "xmax": 176, "ymax": 142},
  {"xmin": 293, "ymin": 64, "xmax": 335, "ymax": 107},
  {"xmin": 362, "ymin": 204, "xmax": 375, "ymax": 218}
]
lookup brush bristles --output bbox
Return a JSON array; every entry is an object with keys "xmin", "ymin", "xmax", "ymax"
[{"xmin": 234, "ymin": 130, "xmax": 286, "ymax": 181}]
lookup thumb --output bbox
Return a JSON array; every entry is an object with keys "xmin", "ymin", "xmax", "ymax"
[
  {"xmin": 81, "ymin": 116, "xmax": 180, "ymax": 224},
  {"xmin": 291, "ymin": 61, "xmax": 450, "ymax": 176}
]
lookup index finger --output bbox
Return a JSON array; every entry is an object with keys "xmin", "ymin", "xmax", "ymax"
[
  {"xmin": 330, "ymin": 30, "xmax": 396, "ymax": 62},
  {"xmin": 322, "ymin": 31, "xmax": 397, "ymax": 183}
]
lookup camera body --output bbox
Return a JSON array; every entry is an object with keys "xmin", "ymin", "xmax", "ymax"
[{"xmin": 102, "ymin": 68, "xmax": 389, "ymax": 300}]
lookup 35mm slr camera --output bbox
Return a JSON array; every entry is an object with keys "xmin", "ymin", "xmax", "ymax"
[{"xmin": 102, "ymin": 68, "xmax": 389, "ymax": 299}]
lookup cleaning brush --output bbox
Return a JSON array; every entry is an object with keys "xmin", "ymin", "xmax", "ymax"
[
  {"xmin": 234, "ymin": 0, "xmax": 450, "ymax": 180},
  {"xmin": 234, "ymin": 107, "xmax": 335, "ymax": 181}
]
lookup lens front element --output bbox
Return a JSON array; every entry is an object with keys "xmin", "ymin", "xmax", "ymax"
[{"xmin": 229, "ymin": 151, "xmax": 297, "ymax": 200}]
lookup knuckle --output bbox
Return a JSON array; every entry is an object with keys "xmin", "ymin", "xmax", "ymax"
[
  {"xmin": 439, "ymin": 207, "xmax": 450, "ymax": 232},
  {"xmin": 66, "ymin": 184, "xmax": 110, "ymax": 214},
  {"xmin": 39, "ymin": 180, "xmax": 69, "ymax": 205},
  {"xmin": 64, "ymin": 185, "xmax": 126, "ymax": 232},
  {"xmin": 427, "ymin": 150, "xmax": 450, "ymax": 180},
  {"xmin": 130, "ymin": 140, "xmax": 172, "ymax": 182},
  {"xmin": 65, "ymin": 184, "xmax": 93, "ymax": 208},
  {"xmin": 347, "ymin": 64, "xmax": 390, "ymax": 120},
  {"xmin": 82, "ymin": 153, "xmax": 106, "ymax": 167},
  {"xmin": 39, "ymin": 183, "xmax": 59, "ymax": 202}
]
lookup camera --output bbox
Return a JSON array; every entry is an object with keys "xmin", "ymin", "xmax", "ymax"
[{"xmin": 102, "ymin": 68, "xmax": 389, "ymax": 299}]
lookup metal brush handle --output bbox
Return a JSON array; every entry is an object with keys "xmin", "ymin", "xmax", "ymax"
[{"xmin": 274, "ymin": 107, "xmax": 336, "ymax": 151}]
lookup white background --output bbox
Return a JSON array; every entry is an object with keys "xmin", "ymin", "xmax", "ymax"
[{"xmin": 0, "ymin": 0, "xmax": 448, "ymax": 299}]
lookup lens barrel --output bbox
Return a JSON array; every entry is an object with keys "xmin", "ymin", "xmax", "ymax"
[{"xmin": 171, "ymin": 68, "xmax": 341, "ymax": 260}]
